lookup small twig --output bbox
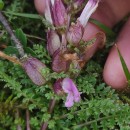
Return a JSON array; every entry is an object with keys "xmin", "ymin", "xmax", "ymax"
[
  {"xmin": 0, "ymin": 11, "xmax": 25, "ymax": 57},
  {"xmin": 15, "ymin": 108, "xmax": 22, "ymax": 130},
  {"xmin": 41, "ymin": 99, "xmax": 56, "ymax": 130},
  {"xmin": 0, "ymin": 51, "xmax": 21, "ymax": 65},
  {"xmin": 71, "ymin": 115, "xmax": 116, "ymax": 129},
  {"xmin": 26, "ymin": 109, "xmax": 31, "ymax": 130}
]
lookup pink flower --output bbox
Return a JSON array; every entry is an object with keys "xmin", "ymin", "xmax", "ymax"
[
  {"xmin": 62, "ymin": 78, "xmax": 81, "ymax": 108},
  {"xmin": 53, "ymin": 78, "xmax": 81, "ymax": 108},
  {"xmin": 78, "ymin": 0, "xmax": 100, "ymax": 27}
]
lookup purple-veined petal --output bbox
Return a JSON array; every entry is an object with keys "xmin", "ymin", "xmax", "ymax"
[
  {"xmin": 21, "ymin": 57, "xmax": 46, "ymax": 86},
  {"xmin": 45, "ymin": 0, "xmax": 53, "ymax": 24},
  {"xmin": 78, "ymin": 0, "xmax": 99, "ymax": 27},
  {"xmin": 47, "ymin": 30, "xmax": 61, "ymax": 56},
  {"xmin": 67, "ymin": 21, "xmax": 84, "ymax": 46},
  {"xmin": 65, "ymin": 93, "xmax": 74, "ymax": 108},
  {"xmin": 52, "ymin": 0, "xmax": 68, "ymax": 27}
]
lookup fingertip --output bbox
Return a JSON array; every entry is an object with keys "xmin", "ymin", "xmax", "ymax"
[
  {"xmin": 82, "ymin": 22, "xmax": 102, "ymax": 41},
  {"xmin": 103, "ymin": 47, "xmax": 127, "ymax": 90},
  {"xmin": 103, "ymin": 18, "xmax": 130, "ymax": 90},
  {"xmin": 34, "ymin": 0, "xmax": 45, "ymax": 15}
]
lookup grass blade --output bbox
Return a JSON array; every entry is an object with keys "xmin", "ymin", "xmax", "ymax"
[
  {"xmin": 89, "ymin": 18, "xmax": 116, "ymax": 38},
  {"xmin": 116, "ymin": 44, "xmax": 130, "ymax": 84},
  {"xmin": 3, "ymin": 11, "xmax": 41, "ymax": 19}
]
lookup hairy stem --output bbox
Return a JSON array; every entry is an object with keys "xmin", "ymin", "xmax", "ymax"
[
  {"xmin": 41, "ymin": 99, "xmax": 56, "ymax": 130},
  {"xmin": 26, "ymin": 109, "xmax": 31, "ymax": 130},
  {"xmin": 0, "ymin": 51, "xmax": 22, "ymax": 65},
  {"xmin": 15, "ymin": 108, "xmax": 22, "ymax": 130},
  {"xmin": 71, "ymin": 115, "xmax": 116, "ymax": 129},
  {"xmin": 0, "ymin": 11, "xmax": 25, "ymax": 57}
]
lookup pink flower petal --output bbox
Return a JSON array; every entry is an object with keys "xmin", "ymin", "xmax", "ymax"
[
  {"xmin": 62, "ymin": 78, "xmax": 81, "ymax": 107},
  {"xmin": 62, "ymin": 78, "xmax": 73, "ymax": 93},
  {"xmin": 45, "ymin": 0, "xmax": 53, "ymax": 24},
  {"xmin": 65, "ymin": 93, "xmax": 74, "ymax": 108},
  {"xmin": 78, "ymin": 0, "xmax": 99, "ymax": 27},
  {"xmin": 52, "ymin": 0, "xmax": 68, "ymax": 27}
]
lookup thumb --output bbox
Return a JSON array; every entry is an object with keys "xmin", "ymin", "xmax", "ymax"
[
  {"xmin": 82, "ymin": 0, "xmax": 130, "ymax": 62},
  {"xmin": 103, "ymin": 17, "xmax": 130, "ymax": 89},
  {"xmin": 34, "ymin": 0, "xmax": 45, "ymax": 15}
]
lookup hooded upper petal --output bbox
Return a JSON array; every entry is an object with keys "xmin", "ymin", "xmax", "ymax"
[
  {"xmin": 52, "ymin": 0, "xmax": 68, "ymax": 27},
  {"xmin": 78, "ymin": 0, "xmax": 100, "ymax": 27},
  {"xmin": 44, "ymin": 0, "xmax": 53, "ymax": 24},
  {"xmin": 62, "ymin": 78, "xmax": 81, "ymax": 107}
]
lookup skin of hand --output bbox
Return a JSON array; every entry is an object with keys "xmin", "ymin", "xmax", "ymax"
[{"xmin": 34, "ymin": 0, "xmax": 130, "ymax": 89}]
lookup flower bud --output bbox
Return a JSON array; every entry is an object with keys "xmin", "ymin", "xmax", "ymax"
[
  {"xmin": 52, "ymin": 0, "xmax": 68, "ymax": 30},
  {"xmin": 67, "ymin": 21, "xmax": 83, "ymax": 46},
  {"xmin": 47, "ymin": 30, "xmax": 61, "ymax": 56},
  {"xmin": 21, "ymin": 57, "xmax": 46, "ymax": 86},
  {"xmin": 52, "ymin": 49, "xmax": 70, "ymax": 73},
  {"xmin": 53, "ymin": 79, "xmax": 64, "ymax": 95}
]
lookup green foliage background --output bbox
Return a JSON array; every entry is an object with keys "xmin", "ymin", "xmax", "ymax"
[{"xmin": 0, "ymin": 0, "xmax": 130, "ymax": 130}]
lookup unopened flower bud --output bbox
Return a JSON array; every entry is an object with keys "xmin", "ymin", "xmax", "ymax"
[
  {"xmin": 53, "ymin": 79, "xmax": 64, "ymax": 95},
  {"xmin": 67, "ymin": 21, "xmax": 83, "ymax": 46},
  {"xmin": 21, "ymin": 57, "xmax": 46, "ymax": 86},
  {"xmin": 47, "ymin": 30, "xmax": 61, "ymax": 56},
  {"xmin": 52, "ymin": 0, "xmax": 68, "ymax": 31}
]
